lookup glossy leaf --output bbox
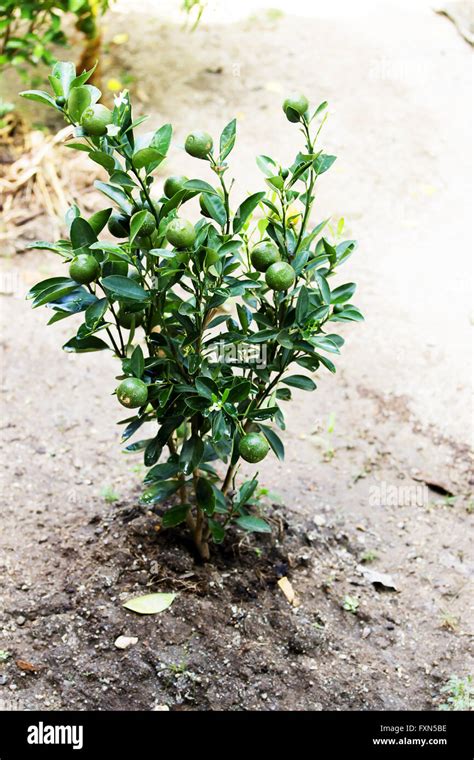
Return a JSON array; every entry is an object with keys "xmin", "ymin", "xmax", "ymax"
[
  {"xmin": 101, "ymin": 275, "xmax": 150, "ymax": 303},
  {"xmin": 219, "ymin": 119, "xmax": 236, "ymax": 161},
  {"xmin": 233, "ymin": 192, "xmax": 265, "ymax": 233},
  {"xmin": 235, "ymin": 515, "xmax": 272, "ymax": 533}
]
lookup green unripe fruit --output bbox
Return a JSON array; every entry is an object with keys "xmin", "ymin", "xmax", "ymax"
[
  {"xmin": 133, "ymin": 210, "xmax": 156, "ymax": 238},
  {"xmin": 239, "ymin": 433, "xmax": 270, "ymax": 463},
  {"xmin": 283, "ymin": 93, "xmax": 309, "ymax": 122},
  {"xmin": 165, "ymin": 218, "xmax": 196, "ymax": 249},
  {"xmin": 81, "ymin": 104, "xmax": 113, "ymax": 136},
  {"xmin": 265, "ymin": 261, "xmax": 296, "ymax": 291},
  {"xmin": 163, "ymin": 175, "xmax": 188, "ymax": 198},
  {"xmin": 101, "ymin": 260, "xmax": 128, "ymax": 277},
  {"xmin": 55, "ymin": 96, "xmax": 66, "ymax": 108},
  {"xmin": 185, "ymin": 131, "xmax": 213, "ymax": 159},
  {"xmin": 117, "ymin": 308, "xmax": 144, "ymax": 329},
  {"xmin": 250, "ymin": 241, "xmax": 281, "ymax": 272},
  {"xmin": 107, "ymin": 212, "xmax": 130, "ymax": 238},
  {"xmin": 116, "ymin": 377, "xmax": 148, "ymax": 408},
  {"xmin": 69, "ymin": 254, "xmax": 100, "ymax": 284},
  {"xmin": 281, "ymin": 168, "xmax": 289, "ymax": 180}
]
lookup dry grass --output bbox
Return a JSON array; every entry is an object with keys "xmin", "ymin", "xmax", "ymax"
[{"xmin": 0, "ymin": 120, "xmax": 102, "ymax": 251}]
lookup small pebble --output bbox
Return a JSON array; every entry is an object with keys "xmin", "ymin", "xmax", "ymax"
[{"xmin": 114, "ymin": 635, "xmax": 138, "ymax": 650}]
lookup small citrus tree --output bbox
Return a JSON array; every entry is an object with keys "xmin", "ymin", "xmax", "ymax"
[{"xmin": 21, "ymin": 62, "xmax": 363, "ymax": 559}]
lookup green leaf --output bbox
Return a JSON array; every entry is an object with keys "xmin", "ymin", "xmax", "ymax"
[
  {"xmin": 219, "ymin": 118, "xmax": 236, "ymax": 161},
  {"xmin": 235, "ymin": 515, "xmax": 272, "ymax": 533},
  {"xmin": 233, "ymin": 192, "xmax": 265, "ymax": 233},
  {"xmin": 314, "ymin": 154, "xmax": 337, "ymax": 175},
  {"xmin": 314, "ymin": 272, "xmax": 331, "ymax": 304},
  {"xmin": 336, "ymin": 240, "xmax": 357, "ymax": 264},
  {"xmin": 19, "ymin": 90, "xmax": 57, "ymax": 109},
  {"xmin": 88, "ymin": 208, "xmax": 112, "ymax": 235},
  {"xmin": 246, "ymin": 407, "xmax": 279, "ymax": 421},
  {"xmin": 200, "ymin": 193, "xmax": 226, "ymax": 227},
  {"xmin": 101, "ymin": 275, "xmax": 150, "ymax": 303},
  {"xmin": 32, "ymin": 281, "xmax": 80, "ymax": 308},
  {"xmin": 256, "ymin": 154, "xmax": 277, "ymax": 177},
  {"xmin": 247, "ymin": 328, "xmax": 279, "ymax": 344},
  {"xmin": 322, "ymin": 238, "xmax": 337, "ymax": 267},
  {"xmin": 124, "ymin": 438, "xmax": 153, "ymax": 452},
  {"xmin": 162, "ymin": 503, "xmax": 191, "ymax": 528},
  {"xmin": 48, "ymin": 288, "xmax": 96, "ymax": 314},
  {"xmin": 130, "ymin": 210, "xmax": 150, "ymax": 244},
  {"xmin": 89, "ymin": 151, "xmax": 116, "ymax": 172},
  {"xmin": 144, "ymin": 438, "xmax": 163, "ymax": 467},
  {"xmin": 300, "ymin": 217, "xmax": 330, "ymax": 249},
  {"xmin": 310, "ymin": 335, "xmax": 340, "ymax": 353},
  {"xmin": 208, "ymin": 518, "xmax": 225, "ymax": 543},
  {"xmin": 227, "ymin": 380, "xmax": 251, "ymax": 403},
  {"xmin": 276, "ymin": 330, "xmax": 294, "ymax": 349},
  {"xmin": 27, "ymin": 276, "xmax": 74, "ymax": 299},
  {"xmin": 144, "ymin": 461, "xmax": 181, "ymax": 482},
  {"xmin": 70, "ymin": 217, "xmax": 97, "ymax": 251},
  {"xmin": 64, "ymin": 142, "xmax": 91, "ymax": 152},
  {"xmin": 130, "ymin": 345, "xmax": 145, "ymax": 378},
  {"xmin": 51, "ymin": 61, "xmax": 76, "ymax": 98},
  {"xmin": 70, "ymin": 62, "xmax": 98, "ymax": 89},
  {"xmin": 95, "ymin": 181, "xmax": 133, "ymax": 214},
  {"xmin": 63, "ymin": 336, "xmax": 109, "ymax": 353},
  {"xmin": 140, "ymin": 479, "xmax": 181, "ymax": 505},
  {"xmin": 67, "ymin": 85, "xmax": 91, "ymax": 122},
  {"xmin": 330, "ymin": 282, "xmax": 356, "ymax": 304},
  {"xmin": 132, "ymin": 147, "xmax": 163, "ymax": 171},
  {"xmin": 90, "ymin": 241, "xmax": 129, "ymax": 258},
  {"xmin": 48, "ymin": 75, "xmax": 63, "ymax": 98},
  {"xmin": 85, "ymin": 298, "xmax": 108, "ymax": 329},
  {"xmin": 123, "ymin": 593, "xmax": 176, "ymax": 615},
  {"xmin": 312, "ymin": 100, "xmax": 328, "ymax": 119},
  {"xmin": 183, "ymin": 179, "xmax": 217, "ymax": 194},
  {"xmin": 179, "ymin": 435, "xmax": 204, "ymax": 475},
  {"xmin": 330, "ymin": 305, "xmax": 364, "ymax": 322},
  {"xmin": 282, "ymin": 374, "xmax": 317, "ymax": 391},
  {"xmin": 236, "ymin": 478, "xmax": 258, "ymax": 507},
  {"xmin": 265, "ymin": 175, "xmax": 284, "ymax": 191},
  {"xmin": 109, "ymin": 170, "xmax": 138, "ymax": 188},
  {"xmin": 151, "ymin": 123, "xmax": 172, "ymax": 155},
  {"xmin": 196, "ymin": 477, "xmax": 215, "ymax": 515},
  {"xmin": 258, "ymin": 424, "xmax": 285, "ymax": 460},
  {"xmin": 195, "ymin": 376, "xmax": 218, "ymax": 400},
  {"xmin": 296, "ymin": 286, "xmax": 309, "ymax": 323}
]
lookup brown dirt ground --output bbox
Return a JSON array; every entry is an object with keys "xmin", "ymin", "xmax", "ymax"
[{"xmin": 0, "ymin": 1, "xmax": 472, "ymax": 711}]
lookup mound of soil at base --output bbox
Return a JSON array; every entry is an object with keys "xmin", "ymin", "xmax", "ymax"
[{"xmin": 0, "ymin": 497, "xmax": 448, "ymax": 711}]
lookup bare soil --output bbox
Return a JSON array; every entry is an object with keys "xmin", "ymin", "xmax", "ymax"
[{"xmin": 0, "ymin": 1, "xmax": 472, "ymax": 711}]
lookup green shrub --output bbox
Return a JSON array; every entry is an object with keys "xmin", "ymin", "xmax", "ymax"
[{"xmin": 21, "ymin": 63, "xmax": 363, "ymax": 559}]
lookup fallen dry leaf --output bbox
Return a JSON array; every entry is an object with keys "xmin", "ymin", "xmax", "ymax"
[
  {"xmin": 277, "ymin": 576, "xmax": 300, "ymax": 606},
  {"xmin": 15, "ymin": 659, "xmax": 41, "ymax": 673},
  {"xmin": 361, "ymin": 568, "xmax": 399, "ymax": 592}
]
